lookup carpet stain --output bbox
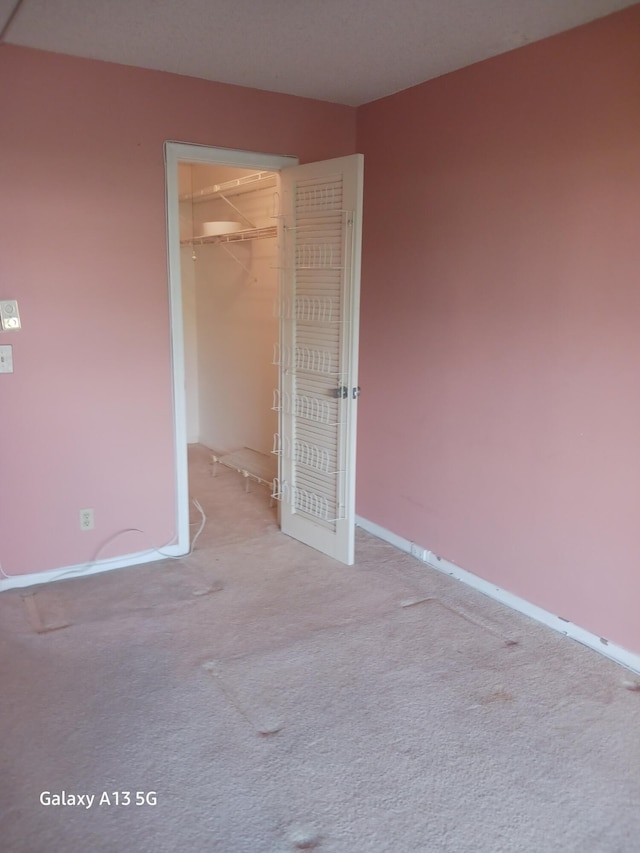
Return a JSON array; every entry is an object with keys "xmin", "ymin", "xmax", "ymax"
[
  {"xmin": 288, "ymin": 826, "xmax": 322, "ymax": 848},
  {"xmin": 480, "ymin": 690, "xmax": 514, "ymax": 704}
]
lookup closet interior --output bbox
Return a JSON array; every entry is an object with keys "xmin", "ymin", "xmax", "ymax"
[{"xmin": 179, "ymin": 163, "xmax": 280, "ymax": 493}]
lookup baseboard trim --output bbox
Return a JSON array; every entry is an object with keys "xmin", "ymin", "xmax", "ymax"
[
  {"xmin": 0, "ymin": 545, "xmax": 184, "ymax": 592},
  {"xmin": 356, "ymin": 515, "xmax": 640, "ymax": 675}
]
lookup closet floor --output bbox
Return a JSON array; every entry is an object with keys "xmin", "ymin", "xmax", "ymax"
[{"xmin": 188, "ymin": 442, "xmax": 279, "ymax": 547}]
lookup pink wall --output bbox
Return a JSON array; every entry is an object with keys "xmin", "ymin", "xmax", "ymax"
[
  {"xmin": 356, "ymin": 6, "xmax": 640, "ymax": 653},
  {"xmin": 0, "ymin": 46, "xmax": 356, "ymax": 576},
  {"xmin": 3, "ymin": 9, "xmax": 639, "ymax": 660}
]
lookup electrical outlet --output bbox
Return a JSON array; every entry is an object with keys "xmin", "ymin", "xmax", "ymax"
[
  {"xmin": 79, "ymin": 508, "xmax": 94, "ymax": 531},
  {"xmin": 0, "ymin": 300, "xmax": 21, "ymax": 331}
]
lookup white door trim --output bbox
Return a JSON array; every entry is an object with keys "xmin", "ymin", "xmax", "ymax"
[{"xmin": 164, "ymin": 142, "xmax": 298, "ymax": 553}]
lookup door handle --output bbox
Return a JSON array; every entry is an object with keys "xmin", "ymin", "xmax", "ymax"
[{"xmin": 331, "ymin": 386, "xmax": 360, "ymax": 399}]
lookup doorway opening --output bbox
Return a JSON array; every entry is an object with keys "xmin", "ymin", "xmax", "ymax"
[
  {"xmin": 165, "ymin": 143, "xmax": 364, "ymax": 565},
  {"xmin": 179, "ymin": 161, "xmax": 281, "ymax": 505},
  {"xmin": 165, "ymin": 143, "xmax": 298, "ymax": 556}
]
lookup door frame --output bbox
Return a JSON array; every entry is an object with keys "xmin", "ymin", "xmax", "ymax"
[{"xmin": 164, "ymin": 141, "xmax": 298, "ymax": 553}]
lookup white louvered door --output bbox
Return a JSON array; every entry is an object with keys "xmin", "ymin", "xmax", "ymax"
[{"xmin": 275, "ymin": 154, "xmax": 363, "ymax": 565}]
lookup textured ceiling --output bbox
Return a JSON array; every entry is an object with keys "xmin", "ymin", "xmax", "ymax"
[{"xmin": 1, "ymin": 0, "xmax": 636, "ymax": 105}]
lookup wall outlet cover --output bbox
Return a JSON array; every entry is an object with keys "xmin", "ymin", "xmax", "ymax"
[{"xmin": 0, "ymin": 300, "xmax": 21, "ymax": 331}]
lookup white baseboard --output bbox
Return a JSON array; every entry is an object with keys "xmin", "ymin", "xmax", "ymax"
[
  {"xmin": 356, "ymin": 515, "xmax": 640, "ymax": 675},
  {"xmin": 0, "ymin": 545, "xmax": 184, "ymax": 592}
]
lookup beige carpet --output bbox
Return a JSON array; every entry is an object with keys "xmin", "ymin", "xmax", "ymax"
[{"xmin": 1, "ymin": 444, "xmax": 639, "ymax": 852}]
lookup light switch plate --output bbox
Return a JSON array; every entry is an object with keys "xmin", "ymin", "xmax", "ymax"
[
  {"xmin": 0, "ymin": 345, "xmax": 14, "ymax": 373},
  {"xmin": 0, "ymin": 300, "xmax": 21, "ymax": 331}
]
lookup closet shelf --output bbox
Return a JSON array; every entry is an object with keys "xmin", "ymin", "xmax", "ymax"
[
  {"xmin": 180, "ymin": 171, "xmax": 277, "ymax": 204},
  {"xmin": 182, "ymin": 225, "xmax": 277, "ymax": 247}
]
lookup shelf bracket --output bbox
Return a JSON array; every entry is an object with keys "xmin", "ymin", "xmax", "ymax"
[
  {"xmin": 218, "ymin": 241, "xmax": 258, "ymax": 283},
  {"xmin": 218, "ymin": 193, "xmax": 256, "ymax": 229}
]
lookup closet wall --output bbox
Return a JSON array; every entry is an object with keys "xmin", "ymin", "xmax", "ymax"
[
  {"xmin": 179, "ymin": 164, "xmax": 200, "ymax": 442},
  {"xmin": 180, "ymin": 164, "xmax": 279, "ymax": 455}
]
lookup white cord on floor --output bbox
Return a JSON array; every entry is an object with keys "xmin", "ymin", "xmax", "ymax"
[{"xmin": 0, "ymin": 498, "xmax": 207, "ymax": 581}]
